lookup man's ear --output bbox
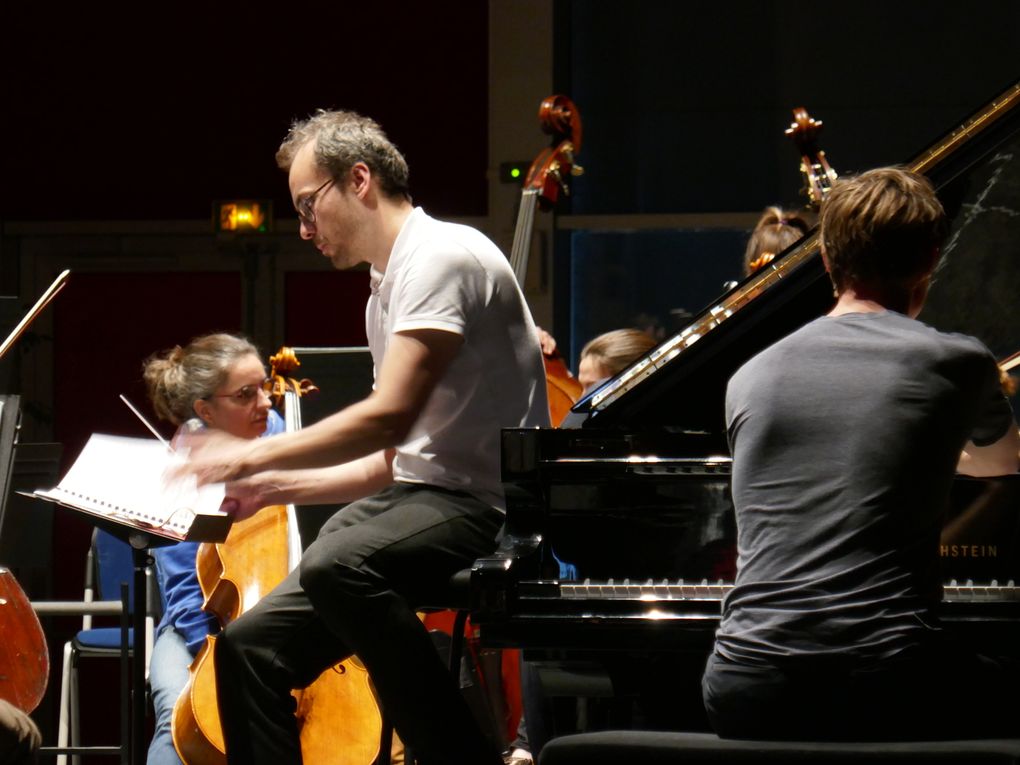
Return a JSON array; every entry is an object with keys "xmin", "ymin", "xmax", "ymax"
[{"xmin": 349, "ymin": 162, "xmax": 371, "ymax": 198}]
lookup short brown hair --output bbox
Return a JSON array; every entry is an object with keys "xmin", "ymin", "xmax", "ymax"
[
  {"xmin": 820, "ymin": 167, "xmax": 947, "ymax": 292},
  {"xmin": 276, "ymin": 110, "xmax": 411, "ymax": 201},
  {"xmin": 580, "ymin": 329, "xmax": 657, "ymax": 376}
]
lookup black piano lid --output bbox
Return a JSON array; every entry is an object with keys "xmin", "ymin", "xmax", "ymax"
[{"xmin": 572, "ymin": 81, "xmax": 1020, "ymax": 446}]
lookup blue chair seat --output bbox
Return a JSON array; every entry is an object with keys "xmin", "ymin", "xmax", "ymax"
[{"xmin": 72, "ymin": 627, "xmax": 135, "ymax": 652}]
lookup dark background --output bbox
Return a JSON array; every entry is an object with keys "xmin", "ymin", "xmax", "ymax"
[
  {"xmin": 5, "ymin": 3, "xmax": 1018, "ymax": 224},
  {"xmin": 564, "ymin": 2, "xmax": 1020, "ymax": 214},
  {"xmin": 1, "ymin": 1, "xmax": 1018, "ymax": 756},
  {"xmin": 0, "ymin": 3, "xmax": 490, "ymax": 222}
]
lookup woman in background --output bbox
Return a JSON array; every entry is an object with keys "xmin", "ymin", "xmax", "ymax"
[
  {"xmin": 576, "ymin": 328, "xmax": 658, "ymax": 394},
  {"xmin": 142, "ymin": 333, "xmax": 283, "ymax": 765},
  {"xmin": 743, "ymin": 206, "xmax": 811, "ymax": 275}
]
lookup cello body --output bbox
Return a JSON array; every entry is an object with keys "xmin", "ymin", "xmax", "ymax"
[
  {"xmin": 171, "ymin": 351, "xmax": 383, "ymax": 765},
  {"xmin": 0, "ymin": 567, "xmax": 48, "ymax": 714}
]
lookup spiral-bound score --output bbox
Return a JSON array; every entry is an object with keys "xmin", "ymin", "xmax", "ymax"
[{"xmin": 23, "ymin": 433, "xmax": 231, "ymax": 543}]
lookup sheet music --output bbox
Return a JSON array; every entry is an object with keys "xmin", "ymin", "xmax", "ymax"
[{"xmin": 29, "ymin": 433, "xmax": 228, "ymax": 541}]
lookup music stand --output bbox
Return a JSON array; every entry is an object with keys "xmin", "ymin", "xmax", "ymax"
[
  {"xmin": 288, "ymin": 347, "xmax": 374, "ymax": 543},
  {"xmin": 35, "ymin": 509, "xmax": 173, "ymax": 765},
  {"xmin": 0, "ymin": 395, "xmax": 21, "ymax": 541}
]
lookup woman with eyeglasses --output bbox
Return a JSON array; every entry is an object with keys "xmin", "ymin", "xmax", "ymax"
[{"xmin": 141, "ymin": 333, "xmax": 283, "ymax": 765}]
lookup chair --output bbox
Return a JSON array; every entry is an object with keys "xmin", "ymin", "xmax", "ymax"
[
  {"xmin": 55, "ymin": 529, "xmax": 156, "ymax": 765},
  {"xmin": 537, "ymin": 731, "xmax": 1020, "ymax": 764}
]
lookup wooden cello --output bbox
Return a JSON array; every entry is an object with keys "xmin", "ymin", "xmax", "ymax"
[
  {"xmin": 509, "ymin": 94, "xmax": 586, "ymax": 426},
  {"xmin": 171, "ymin": 348, "xmax": 382, "ymax": 765},
  {"xmin": 0, "ymin": 567, "xmax": 48, "ymax": 714},
  {"xmin": 0, "ymin": 270, "xmax": 59, "ymax": 722}
]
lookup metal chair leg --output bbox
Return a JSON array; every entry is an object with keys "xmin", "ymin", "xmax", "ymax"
[{"xmin": 56, "ymin": 640, "xmax": 73, "ymax": 765}]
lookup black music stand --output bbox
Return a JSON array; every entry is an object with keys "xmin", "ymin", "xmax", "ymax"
[
  {"xmin": 27, "ymin": 497, "xmax": 200, "ymax": 765},
  {"xmin": 289, "ymin": 346, "xmax": 374, "ymax": 544},
  {"xmin": 0, "ymin": 394, "xmax": 21, "ymax": 541},
  {"xmin": 42, "ymin": 511, "xmax": 168, "ymax": 765}
]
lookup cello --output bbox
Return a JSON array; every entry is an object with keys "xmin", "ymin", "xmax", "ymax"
[
  {"xmin": 0, "ymin": 567, "xmax": 48, "ymax": 714},
  {"xmin": 509, "ymin": 94, "xmax": 586, "ymax": 426},
  {"xmin": 0, "ymin": 275, "xmax": 59, "ymax": 715},
  {"xmin": 171, "ymin": 348, "xmax": 382, "ymax": 765}
]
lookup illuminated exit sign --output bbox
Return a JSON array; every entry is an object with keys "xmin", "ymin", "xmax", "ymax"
[{"xmin": 215, "ymin": 200, "xmax": 273, "ymax": 233}]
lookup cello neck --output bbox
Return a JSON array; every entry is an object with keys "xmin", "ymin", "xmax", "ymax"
[{"xmin": 282, "ymin": 388, "xmax": 304, "ymax": 571}]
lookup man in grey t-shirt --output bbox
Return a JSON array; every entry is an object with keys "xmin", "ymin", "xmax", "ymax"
[{"xmin": 702, "ymin": 167, "xmax": 1020, "ymax": 741}]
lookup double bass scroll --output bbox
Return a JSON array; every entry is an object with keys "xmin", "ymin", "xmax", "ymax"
[
  {"xmin": 509, "ymin": 95, "xmax": 586, "ymax": 426},
  {"xmin": 785, "ymin": 107, "xmax": 838, "ymax": 210}
]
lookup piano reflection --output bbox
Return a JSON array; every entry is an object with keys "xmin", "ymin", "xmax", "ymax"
[{"xmin": 471, "ymin": 82, "xmax": 1020, "ymax": 689}]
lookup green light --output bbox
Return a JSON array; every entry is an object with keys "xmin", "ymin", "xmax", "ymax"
[{"xmin": 511, "ymin": 167, "xmax": 521, "ymax": 179}]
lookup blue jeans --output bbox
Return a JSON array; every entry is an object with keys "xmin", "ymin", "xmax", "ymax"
[{"xmin": 147, "ymin": 628, "xmax": 192, "ymax": 765}]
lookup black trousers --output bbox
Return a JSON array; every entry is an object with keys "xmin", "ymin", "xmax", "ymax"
[
  {"xmin": 702, "ymin": 640, "xmax": 1020, "ymax": 741},
  {"xmin": 214, "ymin": 483, "xmax": 505, "ymax": 765}
]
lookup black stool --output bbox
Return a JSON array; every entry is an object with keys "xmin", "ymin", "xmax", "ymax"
[
  {"xmin": 375, "ymin": 567, "xmax": 474, "ymax": 765},
  {"xmin": 537, "ymin": 731, "xmax": 1020, "ymax": 764}
]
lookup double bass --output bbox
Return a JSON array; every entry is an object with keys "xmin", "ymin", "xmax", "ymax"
[
  {"xmin": 172, "ymin": 348, "xmax": 382, "ymax": 765},
  {"xmin": 509, "ymin": 94, "xmax": 586, "ymax": 426},
  {"xmin": 420, "ymin": 96, "xmax": 589, "ymax": 747},
  {"xmin": 785, "ymin": 106, "xmax": 839, "ymax": 210}
]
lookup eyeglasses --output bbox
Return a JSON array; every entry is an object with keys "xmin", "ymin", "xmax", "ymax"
[
  {"xmin": 295, "ymin": 178, "xmax": 335, "ymax": 225},
  {"xmin": 209, "ymin": 380, "xmax": 270, "ymax": 405}
]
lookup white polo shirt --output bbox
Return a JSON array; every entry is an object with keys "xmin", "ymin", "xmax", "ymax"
[{"xmin": 366, "ymin": 207, "xmax": 549, "ymax": 510}]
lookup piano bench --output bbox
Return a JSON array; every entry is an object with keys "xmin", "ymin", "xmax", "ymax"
[
  {"xmin": 378, "ymin": 568, "xmax": 474, "ymax": 765},
  {"xmin": 420, "ymin": 566, "xmax": 473, "ymax": 674},
  {"xmin": 537, "ymin": 731, "xmax": 1020, "ymax": 764}
]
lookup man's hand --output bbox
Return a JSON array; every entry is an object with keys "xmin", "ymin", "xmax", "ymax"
[
  {"xmin": 177, "ymin": 427, "xmax": 261, "ymax": 486},
  {"xmin": 220, "ymin": 475, "xmax": 278, "ymax": 522},
  {"xmin": 957, "ymin": 425, "xmax": 1020, "ymax": 477},
  {"xmin": 536, "ymin": 326, "xmax": 558, "ymax": 357}
]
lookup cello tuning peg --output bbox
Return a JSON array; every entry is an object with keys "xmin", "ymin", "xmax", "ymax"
[{"xmin": 571, "ymin": 164, "xmax": 584, "ymax": 177}]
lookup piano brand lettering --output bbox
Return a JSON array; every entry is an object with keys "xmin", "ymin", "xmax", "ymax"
[{"xmin": 940, "ymin": 544, "xmax": 997, "ymax": 558}]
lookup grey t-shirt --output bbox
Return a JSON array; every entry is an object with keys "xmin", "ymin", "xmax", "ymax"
[{"xmin": 715, "ymin": 311, "xmax": 1013, "ymax": 667}]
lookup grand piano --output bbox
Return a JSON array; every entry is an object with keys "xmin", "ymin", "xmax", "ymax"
[{"xmin": 471, "ymin": 81, "xmax": 1020, "ymax": 699}]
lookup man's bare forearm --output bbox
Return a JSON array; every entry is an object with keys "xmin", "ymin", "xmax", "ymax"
[{"xmin": 228, "ymin": 450, "xmax": 395, "ymax": 510}]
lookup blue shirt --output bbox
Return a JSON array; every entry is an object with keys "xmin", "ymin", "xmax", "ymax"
[{"xmin": 153, "ymin": 409, "xmax": 285, "ymax": 655}]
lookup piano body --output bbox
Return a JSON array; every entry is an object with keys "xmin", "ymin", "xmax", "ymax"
[{"xmin": 471, "ymin": 82, "xmax": 1020, "ymax": 706}]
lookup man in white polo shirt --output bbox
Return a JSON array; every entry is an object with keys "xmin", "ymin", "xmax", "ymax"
[{"xmin": 187, "ymin": 110, "xmax": 548, "ymax": 765}]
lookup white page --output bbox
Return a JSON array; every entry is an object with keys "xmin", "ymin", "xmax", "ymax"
[{"xmin": 38, "ymin": 433, "xmax": 226, "ymax": 535}]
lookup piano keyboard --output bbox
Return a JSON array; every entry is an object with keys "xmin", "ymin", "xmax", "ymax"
[
  {"xmin": 560, "ymin": 579, "xmax": 730, "ymax": 601},
  {"xmin": 943, "ymin": 580, "xmax": 1019, "ymax": 602},
  {"xmin": 557, "ymin": 578, "xmax": 1020, "ymax": 603}
]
